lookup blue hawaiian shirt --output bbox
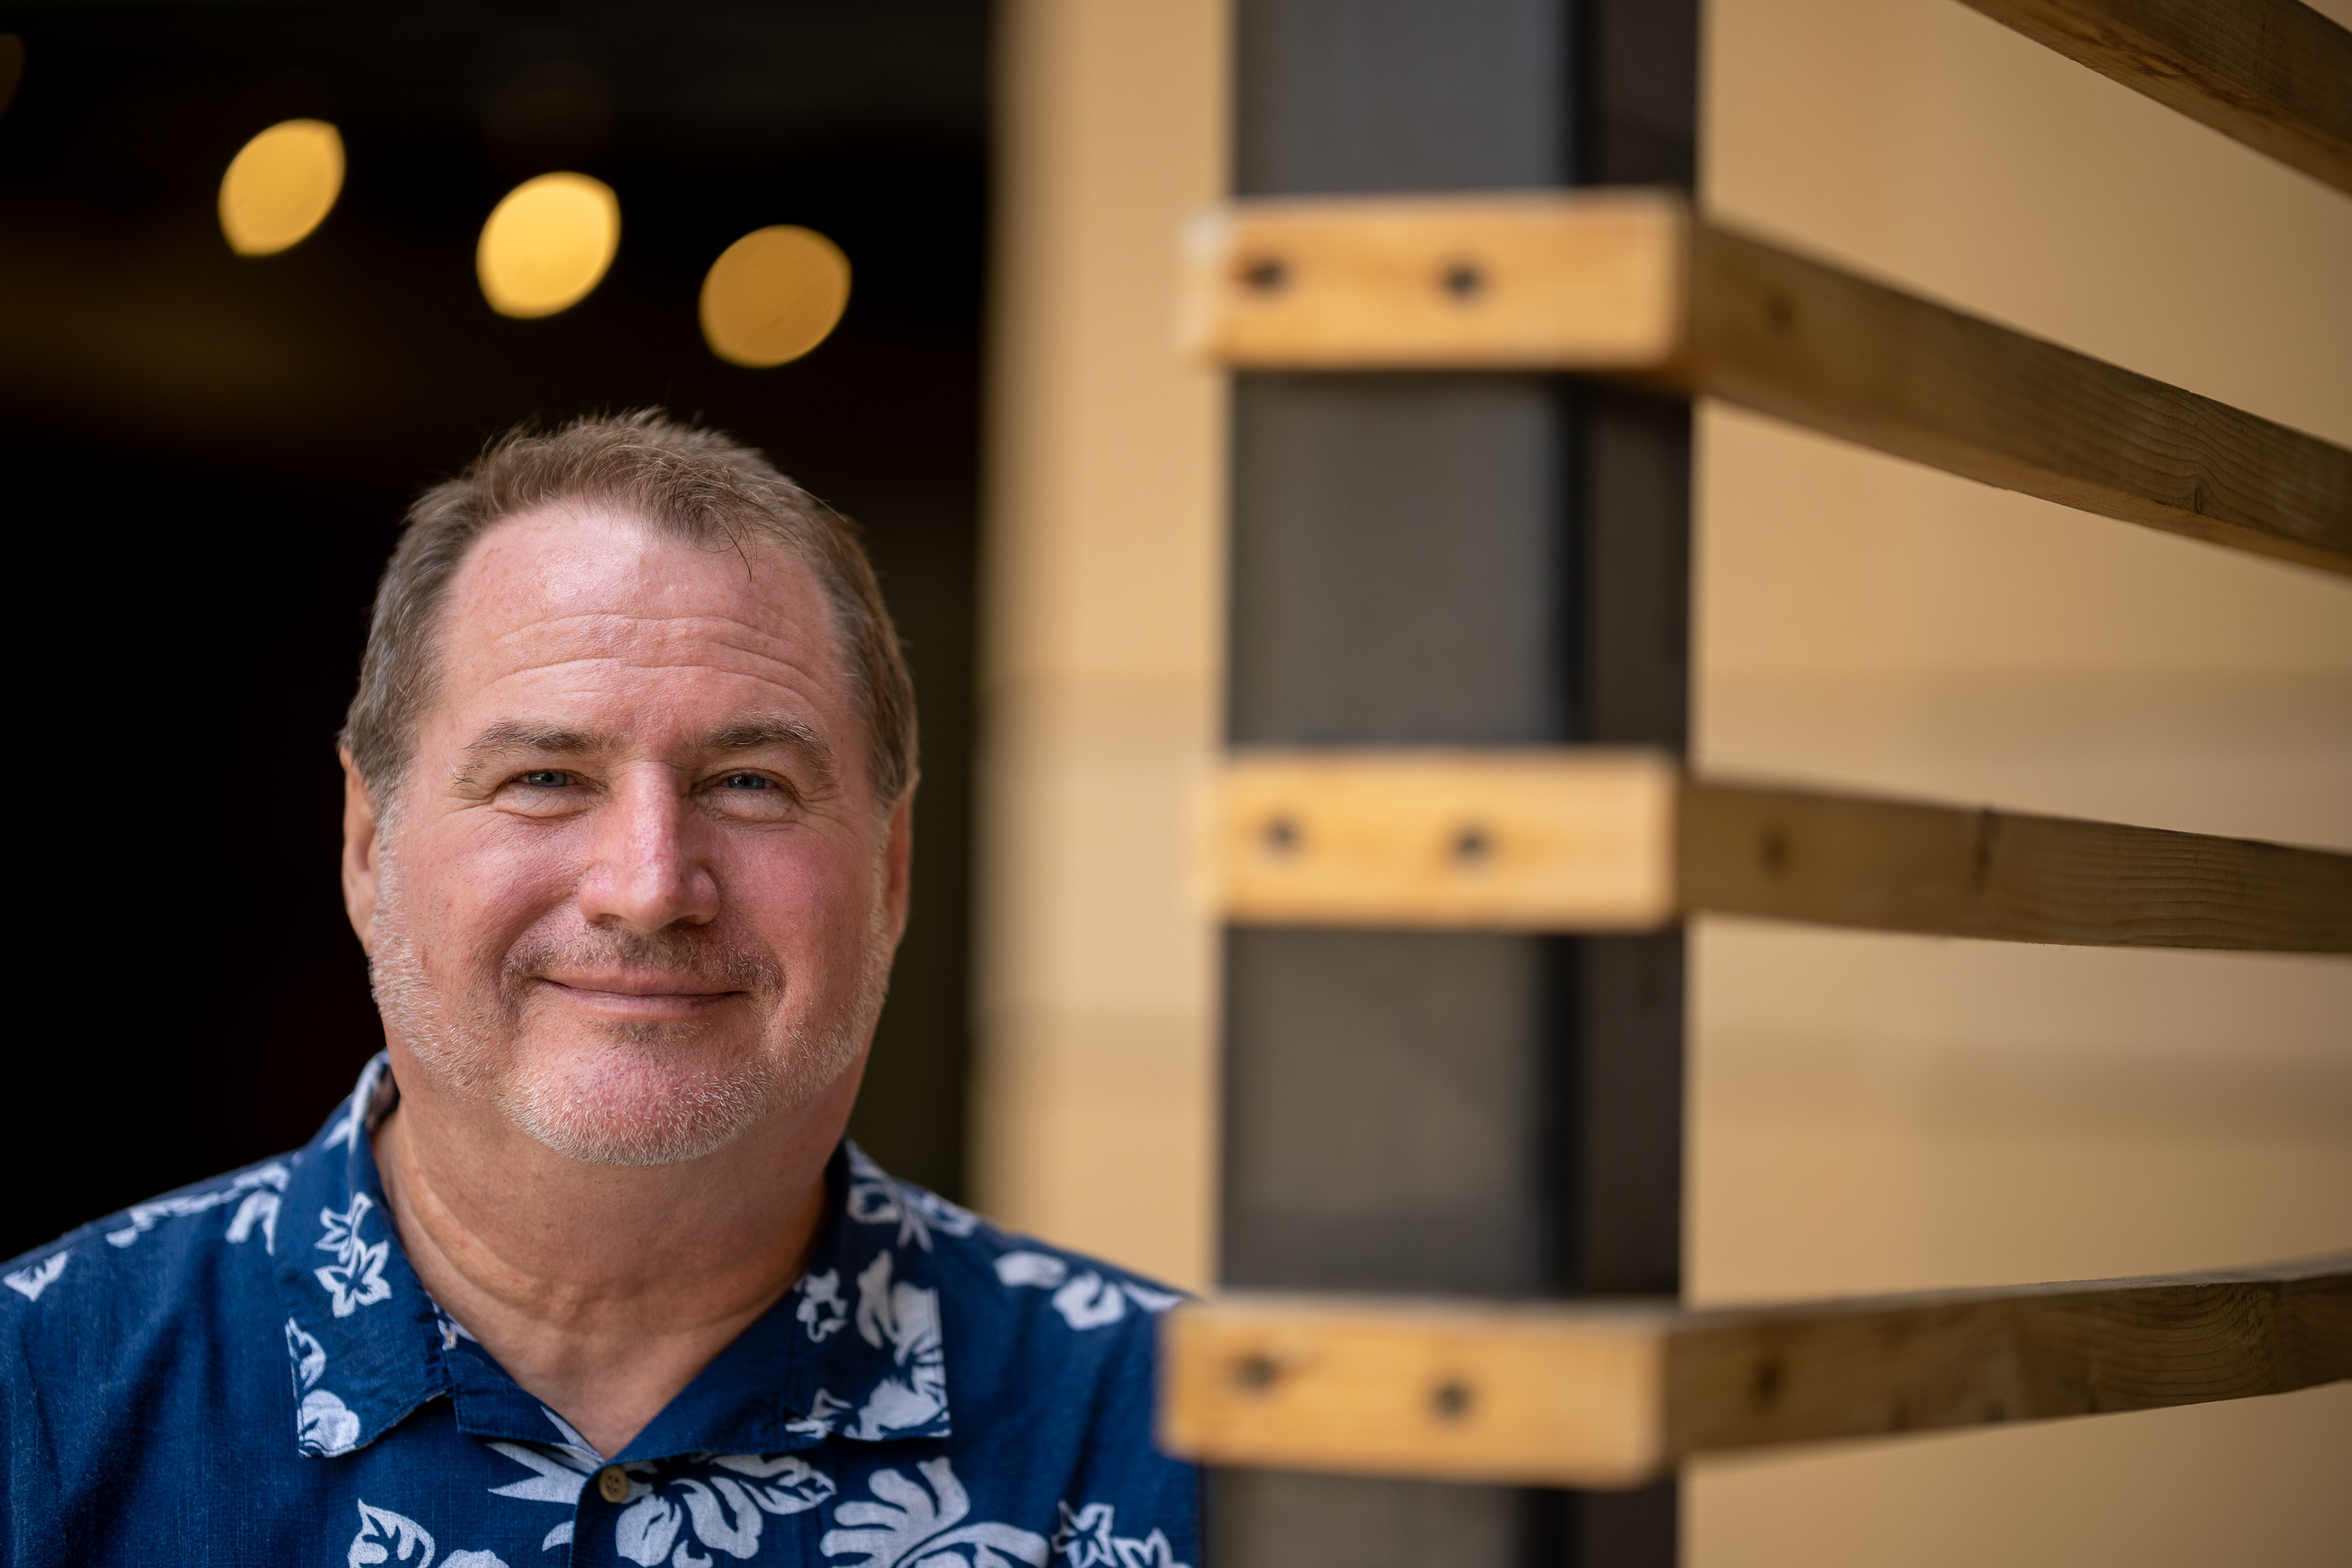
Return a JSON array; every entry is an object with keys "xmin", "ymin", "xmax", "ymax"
[{"xmin": 3, "ymin": 1055, "xmax": 1198, "ymax": 1568}]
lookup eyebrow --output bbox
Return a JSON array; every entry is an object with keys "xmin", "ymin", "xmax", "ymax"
[
  {"xmin": 702, "ymin": 718, "xmax": 839, "ymax": 790},
  {"xmin": 464, "ymin": 721, "xmax": 607, "ymax": 758},
  {"xmin": 456, "ymin": 716, "xmax": 838, "ymax": 790}
]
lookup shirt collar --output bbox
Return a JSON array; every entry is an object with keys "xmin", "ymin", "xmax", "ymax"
[{"xmin": 269, "ymin": 1053, "xmax": 967, "ymax": 1461}]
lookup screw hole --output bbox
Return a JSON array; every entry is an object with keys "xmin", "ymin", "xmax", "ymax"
[
  {"xmin": 1452, "ymin": 825, "xmax": 1492, "ymax": 864},
  {"xmin": 1764, "ymin": 291, "xmax": 1796, "ymax": 331},
  {"xmin": 1758, "ymin": 828, "xmax": 1789, "ymax": 875},
  {"xmin": 1241, "ymin": 256, "xmax": 1288, "ymax": 293},
  {"xmin": 1751, "ymin": 1358, "xmax": 1784, "ymax": 1408},
  {"xmin": 1263, "ymin": 816, "xmax": 1301, "ymax": 856},
  {"xmin": 1431, "ymin": 1381, "xmax": 1474, "ymax": 1419},
  {"xmin": 1233, "ymin": 1355, "xmax": 1279, "ymax": 1392},
  {"xmin": 1441, "ymin": 262, "xmax": 1484, "ymax": 300}
]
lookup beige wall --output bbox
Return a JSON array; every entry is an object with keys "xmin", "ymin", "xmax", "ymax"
[
  {"xmin": 1688, "ymin": 1, "xmax": 2352, "ymax": 1561},
  {"xmin": 974, "ymin": 0, "xmax": 2352, "ymax": 1557},
  {"xmin": 972, "ymin": 0, "xmax": 1229, "ymax": 1289}
]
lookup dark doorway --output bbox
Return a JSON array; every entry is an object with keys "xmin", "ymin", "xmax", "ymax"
[{"xmin": 0, "ymin": 1, "xmax": 990, "ymax": 1261}]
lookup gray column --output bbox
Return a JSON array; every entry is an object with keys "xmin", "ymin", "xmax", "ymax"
[{"xmin": 1212, "ymin": 3, "xmax": 1697, "ymax": 1564}]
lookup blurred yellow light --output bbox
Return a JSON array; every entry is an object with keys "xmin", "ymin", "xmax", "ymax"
[
  {"xmin": 477, "ymin": 172, "xmax": 620, "ymax": 319},
  {"xmin": 700, "ymin": 226, "xmax": 852, "ymax": 367},
  {"xmin": 218, "ymin": 119, "xmax": 344, "ymax": 256}
]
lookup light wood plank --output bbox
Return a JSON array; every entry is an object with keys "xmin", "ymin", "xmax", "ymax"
[
  {"xmin": 1180, "ymin": 193, "xmax": 2352, "ymax": 575},
  {"xmin": 1956, "ymin": 0, "xmax": 2352, "ymax": 196},
  {"xmin": 1208, "ymin": 749, "xmax": 1682, "ymax": 929},
  {"xmin": 1206, "ymin": 750, "xmax": 2352, "ymax": 951},
  {"xmin": 1180, "ymin": 191, "xmax": 1688, "ymax": 370},
  {"xmin": 1158, "ymin": 1257, "xmax": 2352, "ymax": 1487}
]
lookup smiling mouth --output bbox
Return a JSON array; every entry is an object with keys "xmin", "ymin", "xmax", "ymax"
[{"xmin": 535, "ymin": 977, "xmax": 747, "ymax": 1013}]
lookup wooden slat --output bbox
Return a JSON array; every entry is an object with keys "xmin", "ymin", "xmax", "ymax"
[
  {"xmin": 1158, "ymin": 1257, "xmax": 2352, "ymax": 1488},
  {"xmin": 1956, "ymin": 0, "xmax": 2352, "ymax": 197},
  {"xmin": 1206, "ymin": 750, "xmax": 2352, "ymax": 951},
  {"xmin": 1182, "ymin": 193, "xmax": 2352, "ymax": 575},
  {"xmin": 1210, "ymin": 748, "xmax": 1684, "ymax": 929}
]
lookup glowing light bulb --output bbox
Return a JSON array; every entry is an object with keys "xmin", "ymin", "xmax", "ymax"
[
  {"xmin": 699, "ymin": 226, "xmax": 852, "ymax": 367},
  {"xmin": 476, "ymin": 171, "xmax": 620, "ymax": 319},
  {"xmin": 219, "ymin": 119, "xmax": 344, "ymax": 256}
]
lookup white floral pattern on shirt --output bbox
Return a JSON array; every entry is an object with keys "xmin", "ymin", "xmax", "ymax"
[
  {"xmin": 1049, "ymin": 1503, "xmax": 1190, "ymax": 1568},
  {"xmin": 314, "ymin": 1191, "xmax": 394, "ymax": 1317},
  {"xmin": 3, "ymin": 1251, "xmax": 68, "ymax": 1301},
  {"xmin": 615, "ymin": 1455, "xmax": 838, "ymax": 1565},
  {"xmin": 489, "ymin": 1408, "xmax": 837, "ymax": 1563},
  {"xmin": 286, "ymin": 1316, "xmax": 365, "ymax": 1455},
  {"xmin": 822, "ymin": 1458, "xmax": 1048, "ymax": 1568},
  {"xmin": 990, "ymin": 1253, "xmax": 1184, "ymax": 1332},
  {"xmin": 1, "ymin": 1050, "xmax": 1197, "ymax": 1565},
  {"xmin": 348, "ymin": 1499, "xmax": 510, "ymax": 1568},
  {"xmin": 102, "ymin": 1162, "xmax": 289, "ymax": 1251},
  {"xmin": 798, "ymin": 1268, "xmax": 852, "ymax": 1341},
  {"xmin": 823, "ymin": 1251, "xmax": 948, "ymax": 1440},
  {"xmin": 845, "ymin": 1146, "xmax": 980, "ymax": 1252}
]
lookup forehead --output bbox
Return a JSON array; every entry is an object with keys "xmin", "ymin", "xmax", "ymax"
[{"xmin": 434, "ymin": 501, "xmax": 844, "ymax": 711}]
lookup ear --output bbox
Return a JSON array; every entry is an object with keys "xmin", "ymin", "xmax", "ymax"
[
  {"xmin": 880, "ymin": 779, "xmax": 917, "ymax": 952},
  {"xmin": 340, "ymin": 748, "xmax": 384, "ymax": 947}
]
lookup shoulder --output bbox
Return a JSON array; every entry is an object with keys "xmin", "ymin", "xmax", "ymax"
[
  {"xmin": 841, "ymin": 1144, "xmax": 1189, "ymax": 1345},
  {"xmin": 832, "ymin": 1148, "xmax": 1199, "ymax": 1549},
  {"xmin": 3, "ymin": 1153, "xmax": 300, "ymax": 1544},
  {"xmin": 2, "ymin": 1153, "xmax": 297, "ymax": 1356}
]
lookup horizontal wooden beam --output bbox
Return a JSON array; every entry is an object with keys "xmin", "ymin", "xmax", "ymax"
[
  {"xmin": 1956, "ymin": 0, "xmax": 2352, "ymax": 196},
  {"xmin": 1206, "ymin": 750, "xmax": 2352, "ymax": 951},
  {"xmin": 1181, "ymin": 192, "xmax": 2352, "ymax": 575},
  {"xmin": 1158, "ymin": 1257, "xmax": 2352, "ymax": 1487}
]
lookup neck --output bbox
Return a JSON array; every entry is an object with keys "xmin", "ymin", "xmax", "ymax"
[{"xmin": 371, "ymin": 1046, "xmax": 859, "ymax": 1459}]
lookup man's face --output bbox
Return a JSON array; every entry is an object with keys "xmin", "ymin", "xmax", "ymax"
[{"xmin": 348, "ymin": 502, "xmax": 910, "ymax": 1166}]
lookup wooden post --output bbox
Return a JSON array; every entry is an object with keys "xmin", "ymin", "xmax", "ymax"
[{"xmin": 1214, "ymin": 3, "xmax": 1697, "ymax": 1563}]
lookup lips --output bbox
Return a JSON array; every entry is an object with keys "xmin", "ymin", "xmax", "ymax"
[
  {"xmin": 501, "ymin": 929, "xmax": 785, "ymax": 1005},
  {"xmin": 532, "ymin": 975, "xmax": 748, "ymax": 1015},
  {"xmin": 541, "ymin": 973, "xmax": 741, "ymax": 999}
]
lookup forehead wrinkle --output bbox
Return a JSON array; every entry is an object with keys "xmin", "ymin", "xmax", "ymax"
[
  {"xmin": 462, "ymin": 651, "xmax": 840, "ymax": 703},
  {"xmin": 481, "ymin": 611, "xmax": 806, "ymax": 651},
  {"xmin": 471, "ymin": 611, "xmax": 836, "ymax": 680}
]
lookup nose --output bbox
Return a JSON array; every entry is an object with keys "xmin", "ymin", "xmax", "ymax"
[{"xmin": 575, "ymin": 771, "xmax": 721, "ymax": 934}]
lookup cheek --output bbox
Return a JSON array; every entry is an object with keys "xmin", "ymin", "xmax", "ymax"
[
  {"xmin": 726, "ymin": 837, "xmax": 880, "ymax": 962},
  {"xmin": 410, "ymin": 822, "xmax": 584, "ymax": 955}
]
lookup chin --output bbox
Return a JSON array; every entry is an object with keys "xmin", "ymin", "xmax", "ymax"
[{"xmin": 498, "ymin": 1030, "xmax": 790, "ymax": 1167}]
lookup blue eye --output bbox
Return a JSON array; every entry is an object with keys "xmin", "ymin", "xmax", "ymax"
[
  {"xmin": 519, "ymin": 770, "xmax": 573, "ymax": 788},
  {"xmin": 721, "ymin": 773, "xmax": 773, "ymax": 790}
]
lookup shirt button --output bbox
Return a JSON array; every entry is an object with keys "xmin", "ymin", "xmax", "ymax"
[{"xmin": 596, "ymin": 1466, "xmax": 630, "ymax": 1504}]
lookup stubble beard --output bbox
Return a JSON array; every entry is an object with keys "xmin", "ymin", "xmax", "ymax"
[{"xmin": 366, "ymin": 829, "xmax": 890, "ymax": 1167}]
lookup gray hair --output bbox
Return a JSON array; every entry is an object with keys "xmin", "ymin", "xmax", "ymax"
[{"xmin": 340, "ymin": 410, "xmax": 916, "ymax": 810}]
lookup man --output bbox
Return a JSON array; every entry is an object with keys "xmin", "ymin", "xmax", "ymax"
[{"xmin": 3, "ymin": 412, "xmax": 1197, "ymax": 1567}]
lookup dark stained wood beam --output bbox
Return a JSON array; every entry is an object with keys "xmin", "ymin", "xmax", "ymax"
[{"xmin": 1956, "ymin": 0, "xmax": 2352, "ymax": 196}]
